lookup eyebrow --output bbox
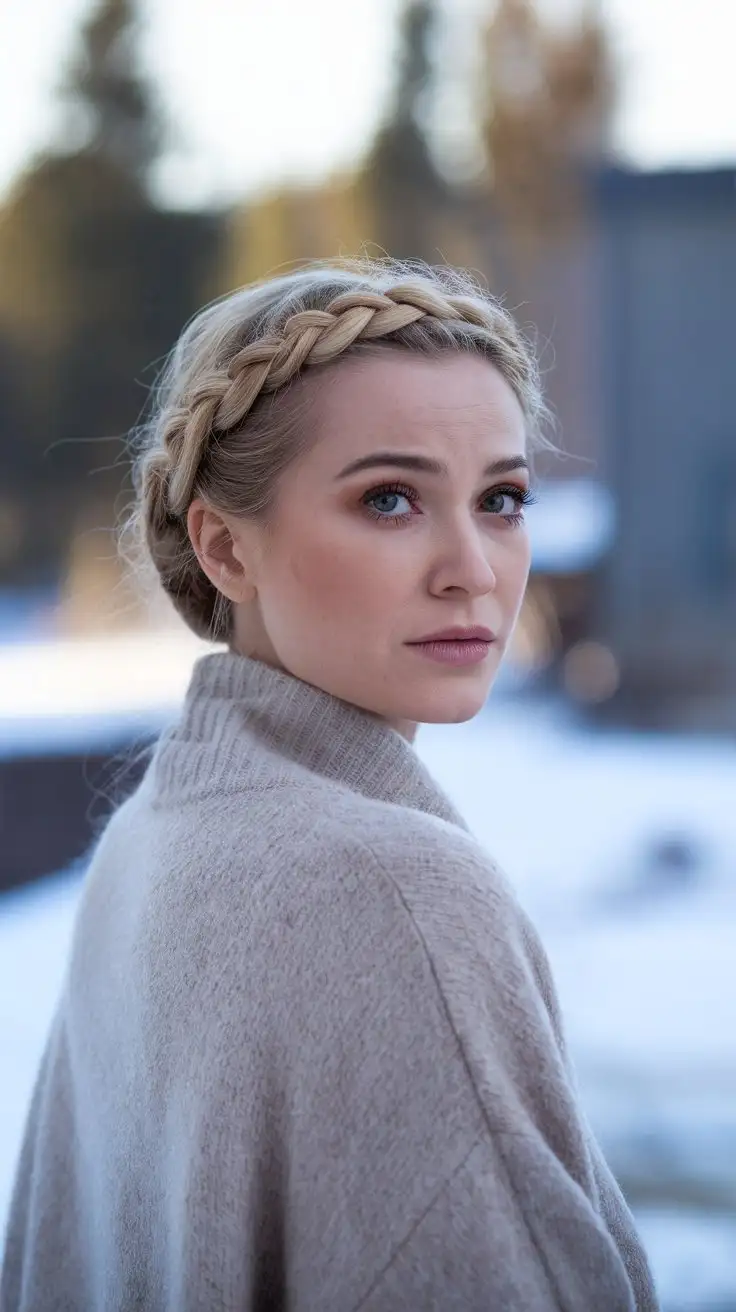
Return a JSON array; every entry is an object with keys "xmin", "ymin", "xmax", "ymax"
[{"xmin": 335, "ymin": 451, "xmax": 529, "ymax": 481}]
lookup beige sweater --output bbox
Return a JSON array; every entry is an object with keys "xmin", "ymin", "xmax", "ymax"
[{"xmin": 1, "ymin": 651, "xmax": 659, "ymax": 1311}]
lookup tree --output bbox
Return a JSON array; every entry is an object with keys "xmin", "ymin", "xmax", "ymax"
[
  {"xmin": 479, "ymin": 0, "xmax": 615, "ymax": 237},
  {"xmin": 60, "ymin": 0, "xmax": 162, "ymax": 186},
  {"xmin": 363, "ymin": 0, "xmax": 449, "ymax": 262},
  {"xmin": 0, "ymin": 0, "xmax": 221, "ymax": 589},
  {"xmin": 225, "ymin": 169, "xmax": 376, "ymax": 290}
]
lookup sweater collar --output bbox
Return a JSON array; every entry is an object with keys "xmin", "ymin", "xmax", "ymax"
[{"xmin": 152, "ymin": 650, "xmax": 469, "ymax": 832}]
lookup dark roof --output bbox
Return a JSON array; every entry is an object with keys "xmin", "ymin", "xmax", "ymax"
[{"xmin": 594, "ymin": 164, "xmax": 736, "ymax": 211}]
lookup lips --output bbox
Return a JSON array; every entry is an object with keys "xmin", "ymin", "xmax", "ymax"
[{"xmin": 408, "ymin": 626, "xmax": 495, "ymax": 644}]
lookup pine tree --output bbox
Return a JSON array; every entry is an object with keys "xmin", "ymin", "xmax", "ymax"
[
  {"xmin": 363, "ymin": 0, "xmax": 448, "ymax": 262},
  {"xmin": 0, "ymin": 0, "xmax": 219, "ymax": 589},
  {"xmin": 60, "ymin": 0, "xmax": 162, "ymax": 187}
]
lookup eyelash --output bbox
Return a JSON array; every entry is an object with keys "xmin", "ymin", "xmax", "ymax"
[{"xmin": 360, "ymin": 480, "xmax": 538, "ymax": 528}]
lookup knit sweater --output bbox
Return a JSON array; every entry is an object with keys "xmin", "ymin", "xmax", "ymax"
[{"xmin": 1, "ymin": 651, "xmax": 659, "ymax": 1312}]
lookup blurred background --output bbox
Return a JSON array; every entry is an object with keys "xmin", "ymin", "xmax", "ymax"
[{"xmin": 0, "ymin": 0, "xmax": 734, "ymax": 1306}]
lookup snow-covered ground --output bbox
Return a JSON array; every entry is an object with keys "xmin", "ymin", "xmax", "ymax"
[{"xmin": 1, "ymin": 633, "xmax": 735, "ymax": 1309}]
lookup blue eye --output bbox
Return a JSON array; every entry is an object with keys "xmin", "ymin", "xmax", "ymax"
[
  {"xmin": 484, "ymin": 489, "xmax": 524, "ymax": 517},
  {"xmin": 362, "ymin": 482, "xmax": 418, "ymax": 525},
  {"xmin": 369, "ymin": 490, "xmax": 413, "ymax": 517}
]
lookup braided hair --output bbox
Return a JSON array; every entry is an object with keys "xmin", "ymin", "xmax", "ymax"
[{"xmin": 128, "ymin": 258, "xmax": 552, "ymax": 642}]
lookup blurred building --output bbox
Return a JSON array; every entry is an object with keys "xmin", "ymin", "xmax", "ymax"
[
  {"xmin": 588, "ymin": 166, "xmax": 736, "ymax": 731},
  {"xmin": 489, "ymin": 165, "xmax": 736, "ymax": 733}
]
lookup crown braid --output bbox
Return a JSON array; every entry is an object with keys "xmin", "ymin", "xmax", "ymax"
[
  {"xmin": 165, "ymin": 284, "xmax": 504, "ymax": 515},
  {"xmin": 128, "ymin": 259, "xmax": 552, "ymax": 641}
]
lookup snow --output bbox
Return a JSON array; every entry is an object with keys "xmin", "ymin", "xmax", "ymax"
[
  {"xmin": 1, "ymin": 641, "xmax": 735, "ymax": 1306},
  {"xmin": 636, "ymin": 1211, "xmax": 736, "ymax": 1311},
  {"xmin": 0, "ymin": 627, "xmax": 213, "ymax": 758},
  {"xmin": 0, "ymin": 867, "xmax": 82, "ymax": 1234},
  {"xmin": 0, "ymin": 628, "xmax": 210, "ymax": 726}
]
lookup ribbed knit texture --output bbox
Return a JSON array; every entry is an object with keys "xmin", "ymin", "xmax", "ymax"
[{"xmin": 1, "ymin": 651, "xmax": 659, "ymax": 1311}]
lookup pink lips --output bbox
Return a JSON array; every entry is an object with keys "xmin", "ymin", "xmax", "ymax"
[
  {"xmin": 406, "ymin": 628, "xmax": 495, "ymax": 666},
  {"xmin": 409, "ymin": 625, "xmax": 496, "ymax": 644}
]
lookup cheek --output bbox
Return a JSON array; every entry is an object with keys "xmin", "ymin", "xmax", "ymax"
[
  {"xmin": 278, "ymin": 525, "xmax": 386, "ymax": 615},
  {"xmin": 291, "ymin": 540, "xmax": 345, "ymax": 595}
]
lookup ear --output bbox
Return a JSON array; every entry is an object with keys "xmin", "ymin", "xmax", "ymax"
[{"xmin": 186, "ymin": 498, "xmax": 258, "ymax": 604}]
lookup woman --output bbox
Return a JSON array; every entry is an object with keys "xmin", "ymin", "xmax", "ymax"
[{"xmin": 1, "ymin": 259, "xmax": 659, "ymax": 1310}]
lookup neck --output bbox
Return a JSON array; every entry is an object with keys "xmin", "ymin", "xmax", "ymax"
[
  {"xmin": 227, "ymin": 642, "xmax": 419, "ymax": 743},
  {"xmin": 151, "ymin": 649, "xmax": 469, "ymax": 834}
]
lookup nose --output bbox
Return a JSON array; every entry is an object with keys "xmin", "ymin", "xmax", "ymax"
[{"xmin": 428, "ymin": 520, "xmax": 497, "ymax": 597}]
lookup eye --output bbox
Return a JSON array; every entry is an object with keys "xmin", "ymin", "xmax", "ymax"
[
  {"xmin": 369, "ymin": 490, "xmax": 412, "ymax": 516},
  {"xmin": 361, "ymin": 482, "xmax": 418, "ymax": 525},
  {"xmin": 484, "ymin": 489, "xmax": 521, "ymax": 515},
  {"xmin": 482, "ymin": 484, "xmax": 538, "ymax": 524}
]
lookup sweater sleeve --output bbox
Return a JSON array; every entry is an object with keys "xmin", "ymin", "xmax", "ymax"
[{"xmin": 251, "ymin": 813, "xmax": 659, "ymax": 1312}]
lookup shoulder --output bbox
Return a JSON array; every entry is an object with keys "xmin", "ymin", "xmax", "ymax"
[
  {"xmin": 127, "ymin": 775, "xmax": 533, "ymax": 977},
  {"xmin": 300, "ymin": 798, "xmax": 569, "ymax": 1077},
  {"xmin": 253, "ymin": 791, "xmax": 546, "ymax": 1029},
  {"xmin": 97, "ymin": 773, "xmax": 532, "ymax": 962},
  {"xmin": 306, "ymin": 793, "xmax": 532, "ymax": 962},
  {"xmin": 238, "ymin": 783, "xmax": 521, "ymax": 942},
  {"xmin": 95, "ymin": 775, "xmax": 550, "ymax": 1038}
]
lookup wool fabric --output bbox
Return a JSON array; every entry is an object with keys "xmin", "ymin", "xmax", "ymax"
[{"xmin": 1, "ymin": 651, "xmax": 659, "ymax": 1311}]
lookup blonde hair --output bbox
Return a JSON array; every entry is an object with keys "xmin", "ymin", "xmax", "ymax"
[{"xmin": 127, "ymin": 257, "xmax": 554, "ymax": 642}]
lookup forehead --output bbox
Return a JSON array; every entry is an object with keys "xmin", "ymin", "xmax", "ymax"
[{"xmin": 302, "ymin": 350, "xmax": 526, "ymax": 461}]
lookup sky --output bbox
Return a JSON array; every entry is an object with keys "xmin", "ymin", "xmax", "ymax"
[{"xmin": 0, "ymin": 0, "xmax": 734, "ymax": 209}]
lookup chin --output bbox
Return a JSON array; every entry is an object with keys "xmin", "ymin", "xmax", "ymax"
[{"xmin": 402, "ymin": 682, "xmax": 493, "ymax": 726}]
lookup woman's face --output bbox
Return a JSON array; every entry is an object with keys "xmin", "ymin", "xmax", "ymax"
[{"xmin": 224, "ymin": 351, "xmax": 532, "ymax": 737}]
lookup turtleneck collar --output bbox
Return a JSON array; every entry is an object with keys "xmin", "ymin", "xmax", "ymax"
[{"xmin": 150, "ymin": 650, "xmax": 469, "ymax": 833}]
